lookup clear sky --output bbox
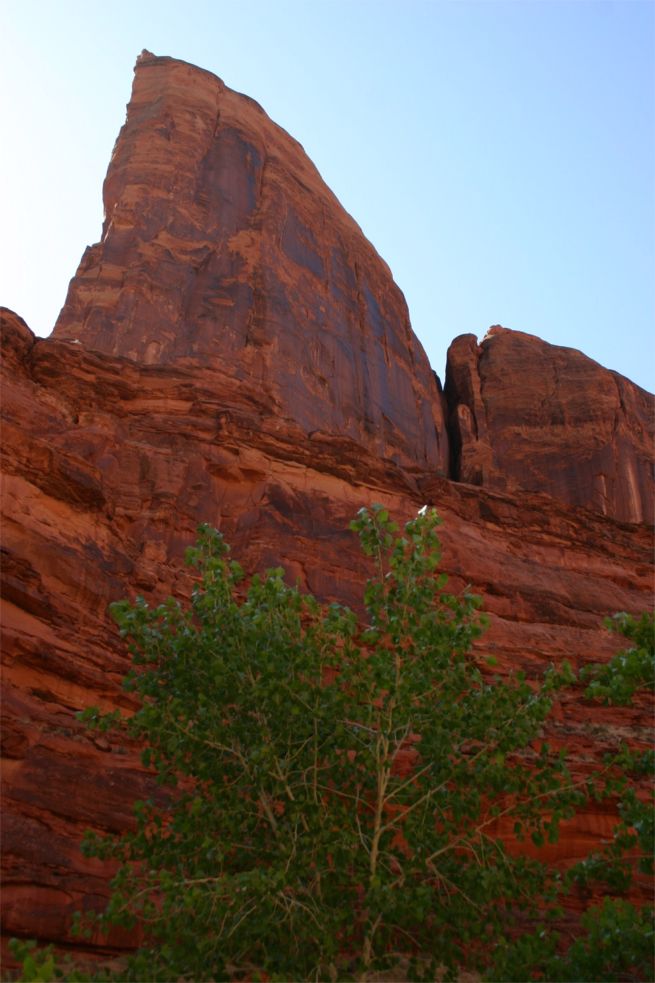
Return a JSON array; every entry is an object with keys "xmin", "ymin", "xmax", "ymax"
[{"xmin": 2, "ymin": 0, "xmax": 653, "ymax": 392}]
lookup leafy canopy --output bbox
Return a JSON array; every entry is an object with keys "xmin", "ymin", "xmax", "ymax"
[{"xmin": 12, "ymin": 507, "xmax": 653, "ymax": 982}]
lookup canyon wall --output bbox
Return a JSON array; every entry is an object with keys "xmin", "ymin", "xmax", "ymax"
[
  {"xmin": 445, "ymin": 326, "xmax": 654, "ymax": 523},
  {"xmin": 1, "ymin": 51, "xmax": 653, "ymax": 960}
]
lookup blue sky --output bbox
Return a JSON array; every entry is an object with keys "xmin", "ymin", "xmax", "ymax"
[{"xmin": 2, "ymin": 0, "xmax": 653, "ymax": 392}]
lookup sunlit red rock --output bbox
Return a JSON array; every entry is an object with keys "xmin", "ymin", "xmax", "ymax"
[
  {"xmin": 53, "ymin": 51, "xmax": 448, "ymax": 476},
  {"xmin": 1, "ymin": 50, "xmax": 653, "ymax": 966},
  {"xmin": 3, "ymin": 307, "xmax": 652, "ymax": 956},
  {"xmin": 445, "ymin": 326, "xmax": 654, "ymax": 522}
]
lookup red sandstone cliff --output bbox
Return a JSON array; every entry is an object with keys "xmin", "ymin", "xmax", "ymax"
[
  {"xmin": 53, "ymin": 51, "xmax": 448, "ymax": 476},
  {"xmin": 445, "ymin": 326, "xmax": 654, "ymax": 523},
  {"xmin": 1, "ymin": 51, "xmax": 654, "ymax": 963},
  {"xmin": 2, "ymin": 302, "xmax": 653, "ymax": 955}
]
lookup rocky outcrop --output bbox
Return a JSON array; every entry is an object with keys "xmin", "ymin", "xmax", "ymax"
[
  {"xmin": 2, "ymin": 307, "xmax": 653, "ymax": 955},
  {"xmin": 1, "ymin": 51, "xmax": 653, "ymax": 964},
  {"xmin": 50, "ymin": 51, "xmax": 655, "ymax": 520},
  {"xmin": 445, "ymin": 326, "xmax": 654, "ymax": 523},
  {"xmin": 53, "ymin": 51, "xmax": 448, "ymax": 476}
]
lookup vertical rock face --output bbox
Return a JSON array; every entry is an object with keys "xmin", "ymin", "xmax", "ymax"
[
  {"xmin": 445, "ymin": 327, "xmax": 654, "ymax": 523},
  {"xmin": 53, "ymin": 52, "xmax": 448, "ymax": 475},
  {"xmin": 2, "ymin": 49, "xmax": 654, "ymax": 964}
]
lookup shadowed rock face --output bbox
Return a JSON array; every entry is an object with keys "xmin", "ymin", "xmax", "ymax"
[
  {"xmin": 1, "ymin": 50, "xmax": 653, "ymax": 963},
  {"xmin": 53, "ymin": 52, "xmax": 448, "ymax": 475},
  {"xmin": 445, "ymin": 327, "xmax": 654, "ymax": 523}
]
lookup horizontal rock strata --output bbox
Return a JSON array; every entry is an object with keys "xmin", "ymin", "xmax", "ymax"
[
  {"xmin": 1, "ymin": 48, "xmax": 654, "ymax": 966},
  {"xmin": 2, "ymin": 308, "xmax": 653, "ymax": 955}
]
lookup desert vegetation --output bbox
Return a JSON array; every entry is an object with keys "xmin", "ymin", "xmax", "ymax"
[{"xmin": 10, "ymin": 508, "xmax": 654, "ymax": 981}]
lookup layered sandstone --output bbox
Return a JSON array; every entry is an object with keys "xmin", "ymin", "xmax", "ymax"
[
  {"xmin": 2, "ymin": 307, "xmax": 653, "ymax": 955},
  {"xmin": 445, "ymin": 327, "xmax": 654, "ymax": 523},
  {"xmin": 1, "ymin": 50, "xmax": 654, "ymax": 964},
  {"xmin": 53, "ymin": 51, "xmax": 448, "ymax": 476}
]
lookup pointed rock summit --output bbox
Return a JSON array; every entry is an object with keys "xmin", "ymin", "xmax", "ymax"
[
  {"xmin": 52, "ymin": 52, "xmax": 654, "ymax": 521},
  {"xmin": 54, "ymin": 52, "xmax": 449, "ymax": 474}
]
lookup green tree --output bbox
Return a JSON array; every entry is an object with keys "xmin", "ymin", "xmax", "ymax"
[
  {"xmin": 15, "ymin": 508, "xmax": 651, "ymax": 982},
  {"xmin": 493, "ymin": 610, "xmax": 654, "ymax": 983}
]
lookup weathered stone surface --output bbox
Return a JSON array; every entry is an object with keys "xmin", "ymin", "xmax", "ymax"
[
  {"xmin": 53, "ymin": 52, "xmax": 448, "ymax": 476},
  {"xmin": 1, "ymin": 49, "xmax": 653, "ymax": 966},
  {"xmin": 2, "ymin": 307, "xmax": 652, "ymax": 956},
  {"xmin": 445, "ymin": 326, "xmax": 654, "ymax": 523}
]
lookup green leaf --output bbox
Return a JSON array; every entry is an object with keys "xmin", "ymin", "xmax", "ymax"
[{"xmin": 65, "ymin": 514, "xmax": 653, "ymax": 983}]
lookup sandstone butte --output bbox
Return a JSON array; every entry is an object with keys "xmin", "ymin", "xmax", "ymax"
[{"xmin": 1, "ymin": 51, "xmax": 653, "ymax": 963}]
